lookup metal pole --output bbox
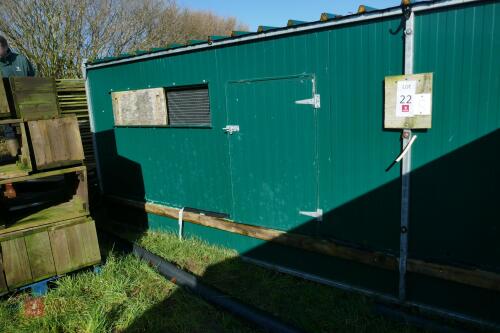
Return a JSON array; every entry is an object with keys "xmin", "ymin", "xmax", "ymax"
[{"xmin": 399, "ymin": 7, "xmax": 414, "ymax": 301}]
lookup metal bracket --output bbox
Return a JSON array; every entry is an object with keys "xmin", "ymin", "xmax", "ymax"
[
  {"xmin": 223, "ymin": 125, "xmax": 240, "ymax": 134},
  {"xmin": 295, "ymin": 94, "xmax": 320, "ymax": 109},
  {"xmin": 299, "ymin": 208, "xmax": 323, "ymax": 221},
  {"xmin": 394, "ymin": 135, "xmax": 417, "ymax": 163}
]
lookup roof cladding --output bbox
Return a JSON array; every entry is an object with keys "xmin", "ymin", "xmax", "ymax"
[{"xmin": 86, "ymin": 0, "xmax": 438, "ymax": 67}]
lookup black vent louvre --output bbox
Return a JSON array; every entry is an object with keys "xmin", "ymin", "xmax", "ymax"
[{"xmin": 167, "ymin": 87, "xmax": 210, "ymax": 126}]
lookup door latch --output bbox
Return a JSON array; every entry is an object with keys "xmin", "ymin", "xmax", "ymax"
[
  {"xmin": 299, "ymin": 208, "xmax": 323, "ymax": 221},
  {"xmin": 295, "ymin": 94, "xmax": 320, "ymax": 109},
  {"xmin": 223, "ymin": 125, "xmax": 240, "ymax": 134}
]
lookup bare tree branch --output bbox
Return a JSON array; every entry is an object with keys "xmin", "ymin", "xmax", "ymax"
[{"xmin": 0, "ymin": 0, "xmax": 248, "ymax": 78}]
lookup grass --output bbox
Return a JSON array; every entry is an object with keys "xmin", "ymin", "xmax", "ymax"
[
  {"xmin": 0, "ymin": 242, "xmax": 257, "ymax": 333},
  {"xmin": 138, "ymin": 231, "xmax": 425, "ymax": 333},
  {"xmin": 0, "ymin": 230, "xmax": 427, "ymax": 333}
]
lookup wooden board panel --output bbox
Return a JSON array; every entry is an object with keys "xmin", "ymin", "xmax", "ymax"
[
  {"xmin": 48, "ymin": 227, "xmax": 72, "ymax": 274},
  {"xmin": 0, "ymin": 78, "xmax": 10, "ymax": 117},
  {"xmin": 9, "ymin": 77, "xmax": 60, "ymax": 120},
  {"xmin": 25, "ymin": 231, "xmax": 56, "ymax": 281},
  {"xmin": 3, "ymin": 198, "xmax": 87, "ymax": 233},
  {"xmin": 1, "ymin": 238, "xmax": 32, "ymax": 288},
  {"xmin": 0, "ymin": 249, "xmax": 8, "ymax": 294},
  {"xmin": 0, "ymin": 163, "xmax": 29, "ymax": 180},
  {"xmin": 384, "ymin": 73, "xmax": 433, "ymax": 129},
  {"xmin": 64, "ymin": 222, "xmax": 86, "ymax": 269},
  {"xmin": 80, "ymin": 220, "xmax": 101, "ymax": 265},
  {"xmin": 10, "ymin": 77, "xmax": 55, "ymax": 92},
  {"xmin": 19, "ymin": 122, "xmax": 32, "ymax": 171},
  {"xmin": 0, "ymin": 165, "xmax": 85, "ymax": 185},
  {"xmin": 28, "ymin": 116, "xmax": 85, "ymax": 170},
  {"xmin": 64, "ymin": 220, "xmax": 101, "ymax": 270},
  {"xmin": 112, "ymin": 88, "xmax": 167, "ymax": 126}
]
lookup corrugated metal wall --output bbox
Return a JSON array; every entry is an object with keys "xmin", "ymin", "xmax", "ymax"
[
  {"xmin": 409, "ymin": 0, "xmax": 500, "ymax": 318},
  {"xmin": 87, "ymin": 0, "xmax": 500, "ymax": 324}
]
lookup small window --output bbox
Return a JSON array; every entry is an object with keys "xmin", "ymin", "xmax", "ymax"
[{"xmin": 166, "ymin": 85, "xmax": 210, "ymax": 126}]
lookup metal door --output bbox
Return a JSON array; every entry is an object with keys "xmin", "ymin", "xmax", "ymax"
[{"xmin": 225, "ymin": 75, "xmax": 320, "ymax": 234}]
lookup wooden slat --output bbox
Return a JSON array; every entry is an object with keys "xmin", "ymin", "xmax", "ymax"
[
  {"xmin": 24, "ymin": 231, "xmax": 56, "ymax": 281},
  {"xmin": 108, "ymin": 195, "xmax": 500, "ymax": 292},
  {"xmin": 19, "ymin": 122, "xmax": 32, "ymax": 171},
  {"xmin": 65, "ymin": 222, "xmax": 87, "ymax": 269},
  {"xmin": 109, "ymin": 196, "xmax": 397, "ymax": 270},
  {"xmin": 10, "ymin": 77, "xmax": 55, "ymax": 92},
  {"xmin": 0, "ymin": 78, "xmax": 10, "ymax": 116},
  {"xmin": 0, "ymin": 119, "xmax": 22, "ymax": 125},
  {"xmin": 10, "ymin": 77, "xmax": 60, "ymax": 120},
  {"xmin": 1, "ymin": 238, "xmax": 32, "ymax": 288},
  {"xmin": 28, "ymin": 116, "xmax": 85, "ymax": 170},
  {"xmin": 55, "ymin": 79, "xmax": 95, "ymax": 187},
  {"xmin": 80, "ymin": 220, "xmax": 101, "ymax": 265},
  {"xmin": 50, "ymin": 219, "xmax": 101, "ymax": 272},
  {"xmin": 0, "ymin": 163, "xmax": 85, "ymax": 185},
  {"xmin": 0, "ymin": 216, "xmax": 89, "ymax": 241},
  {"xmin": 0, "ymin": 248, "xmax": 8, "ymax": 293},
  {"xmin": 407, "ymin": 259, "xmax": 500, "ymax": 292},
  {"xmin": 48, "ymin": 227, "xmax": 73, "ymax": 274}
]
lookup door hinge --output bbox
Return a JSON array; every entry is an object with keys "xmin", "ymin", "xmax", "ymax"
[
  {"xmin": 295, "ymin": 94, "xmax": 320, "ymax": 109},
  {"xmin": 223, "ymin": 125, "xmax": 240, "ymax": 134},
  {"xmin": 299, "ymin": 208, "xmax": 323, "ymax": 221}
]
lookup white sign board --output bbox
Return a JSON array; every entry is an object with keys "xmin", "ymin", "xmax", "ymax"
[
  {"xmin": 396, "ymin": 80, "xmax": 416, "ymax": 117},
  {"xmin": 413, "ymin": 93, "xmax": 432, "ymax": 116},
  {"xmin": 384, "ymin": 73, "xmax": 433, "ymax": 129}
]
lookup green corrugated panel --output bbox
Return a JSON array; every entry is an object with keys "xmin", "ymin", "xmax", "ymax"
[
  {"xmin": 167, "ymin": 43, "xmax": 184, "ymax": 48},
  {"xmin": 90, "ymin": 58, "xmax": 106, "ymax": 64},
  {"xmin": 87, "ymin": 13, "xmax": 404, "ymax": 295},
  {"xmin": 231, "ymin": 31, "xmax": 251, "ymax": 37},
  {"xmin": 407, "ymin": 1, "xmax": 500, "ymax": 321},
  {"xmin": 188, "ymin": 40, "xmax": 206, "ymax": 45},
  {"xmin": 86, "ymin": 1, "xmax": 500, "ymax": 323},
  {"xmin": 209, "ymin": 35, "xmax": 229, "ymax": 42},
  {"xmin": 151, "ymin": 47, "xmax": 169, "ymax": 52}
]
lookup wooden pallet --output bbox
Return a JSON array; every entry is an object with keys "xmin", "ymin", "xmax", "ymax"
[
  {"xmin": 0, "ymin": 116, "xmax": 84, "ymax": 177},
  {"xmin": 0, "ymin": 216, "xmax": 100, "ymax": 293},
  {"xmin": 0, "ymin": 166, "xmax": 98, "ymax": 294}
]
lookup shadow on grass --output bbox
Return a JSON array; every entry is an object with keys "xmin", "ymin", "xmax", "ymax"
[{"xmin": 93, "ymin": 129, "xmax": 500, "ymax": 332}]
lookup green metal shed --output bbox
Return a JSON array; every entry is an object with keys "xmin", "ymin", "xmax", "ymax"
[{"xmin": 85, "ymin": 0, "xmax": 500, "ymax": 328}]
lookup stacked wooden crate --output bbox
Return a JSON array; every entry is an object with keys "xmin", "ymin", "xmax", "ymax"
[
  {"xmin": 0, "ymin": 77, "xmax": 100, "ymax": 295},
  {"xmin": 55, "ymin": 79, "xmax": 95, "ymax": 171}
]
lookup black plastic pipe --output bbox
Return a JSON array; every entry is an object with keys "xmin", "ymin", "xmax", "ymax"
[{"xmin": 132, "ymin": 244, "xmax": 304, "ymax": 333}]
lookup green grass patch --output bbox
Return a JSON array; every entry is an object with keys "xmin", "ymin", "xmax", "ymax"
[
  {"xmin": 0, "ymin": 250, "xmax": 257, "ymax": 333},
  {"xmin": 0, "ymin": 229, "xmax": 427, "ymax": 332},
  {"xmin": 138, "ymin": 231, "xmax": 425, "ymax": 333}
]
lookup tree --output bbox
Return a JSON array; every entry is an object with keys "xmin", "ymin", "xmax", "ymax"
[{"xmin": 0, "ymin": 0, "xmax": 247, "ymax": 78}]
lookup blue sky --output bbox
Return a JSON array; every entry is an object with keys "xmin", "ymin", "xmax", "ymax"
[{"xmin": 177, "ymin": 0, "xmax": 402, "ymax": 31}]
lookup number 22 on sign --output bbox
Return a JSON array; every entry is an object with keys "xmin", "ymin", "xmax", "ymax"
[{"xmin": 396, "ymin": 80, "xmax": 416, "ymax": 118}]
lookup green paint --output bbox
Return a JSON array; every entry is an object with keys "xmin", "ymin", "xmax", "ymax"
[{"xmin": 88, "ymin": 1, "xmax": 500, "ymax": 324}]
